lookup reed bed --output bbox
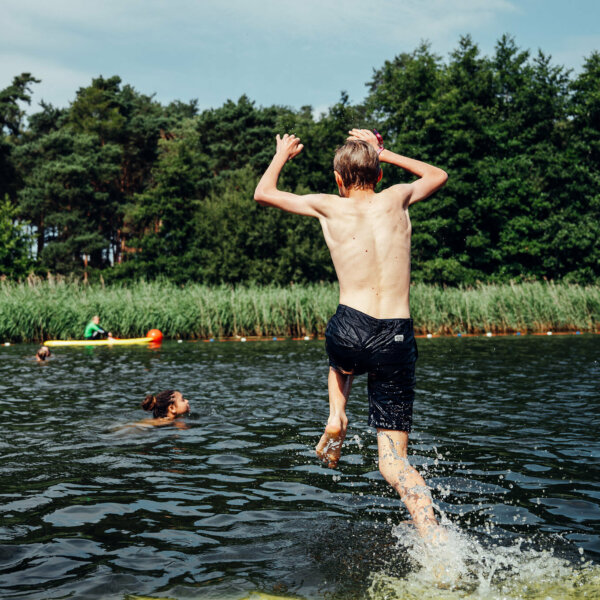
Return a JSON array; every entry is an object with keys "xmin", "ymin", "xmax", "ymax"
[{"xmin": 0, "ymin": 280, "xmax": 598, "ymax": 343}]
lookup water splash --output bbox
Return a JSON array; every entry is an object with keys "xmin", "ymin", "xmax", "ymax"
[{"xmin": 368, "ymin": 521, "xmax": 600, "ymax": 599}]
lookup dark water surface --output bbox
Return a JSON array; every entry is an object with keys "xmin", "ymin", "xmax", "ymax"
[{"xmin": 0, "ymin": 336, "xmax": 599, "ymax": 599}]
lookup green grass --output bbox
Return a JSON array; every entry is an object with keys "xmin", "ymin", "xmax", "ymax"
[{"xmin": 0, "ymin": 279, "xmax": 598, "ymax": 342}]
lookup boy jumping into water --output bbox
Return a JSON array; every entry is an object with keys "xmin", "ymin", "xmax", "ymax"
[{"xmin": 254, "ymin": 129, "xmax": 448, "ymax": 539}]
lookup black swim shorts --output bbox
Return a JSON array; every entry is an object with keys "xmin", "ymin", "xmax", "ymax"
[{"xmin": 325, "ymin": 304, "xmax": 418, "ymax": 432}]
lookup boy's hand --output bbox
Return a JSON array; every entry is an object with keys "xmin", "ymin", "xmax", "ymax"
[
  {"xmin": 276, "ymin": 133, "xmax": 304, "ymax": 161},
  {"xmin": 347, "ymin": 128, "xmax": 381, "ymax": 152}
]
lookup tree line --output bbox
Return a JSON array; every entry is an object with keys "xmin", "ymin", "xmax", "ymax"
[{"xmin": 1, "ymin": 35, "xmax": 599, "ymax": 285}]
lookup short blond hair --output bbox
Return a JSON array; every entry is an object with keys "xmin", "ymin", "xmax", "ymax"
[{"xmin": 333, "ymin": 140, "xmax": 380, "ymax": 190}]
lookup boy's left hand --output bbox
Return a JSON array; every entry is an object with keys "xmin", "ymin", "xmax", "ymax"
[
  {"xmin": 276, "ymin": 133, "xmax": 304, "ymax": 161},
  {"xmin": 348, "ymin": 128, "xmax": 380, "ymax": 152}
]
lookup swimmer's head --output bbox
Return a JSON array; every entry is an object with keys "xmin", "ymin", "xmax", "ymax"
[
  {"xmin": 92, "ymin": 315, "xmax": 100, "ymax": 324},
  {"xmin": 142, "ymin": 390, "xmax": 190, "ymax": 419},
  {"xmin": 36, "ymin": 346, "xmax": 51, "ymax": 361},
  {"xmin": 333, "ymin": 140, "xmax": 382, "ymax": 196}
]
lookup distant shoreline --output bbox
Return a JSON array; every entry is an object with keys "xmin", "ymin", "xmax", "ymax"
[{"xmin": 1, "ymin": 280, "xmax": 598, "ymax": 343}]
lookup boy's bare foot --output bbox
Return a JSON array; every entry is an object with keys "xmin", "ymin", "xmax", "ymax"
[
  {"xmin": 315, "ymin": 414, "xmax": 347, "ymax": 468},
  {"xmin": 416, "ymin": 520, "xmax": 449, "ymax": 546},
  {"xmin": 394, "ymin": 519, "xmax": 448, "ymax": 546}
]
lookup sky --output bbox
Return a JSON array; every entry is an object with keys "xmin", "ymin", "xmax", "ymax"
[{"xmin": 2, "ymin": 0, "xmax": 600, "ymax": 117}]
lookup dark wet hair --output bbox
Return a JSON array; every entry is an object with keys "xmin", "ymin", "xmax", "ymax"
[
  {"xmin": 333, "ymin": 140, "xmax": 381, "ymax": 190},
  {"xmin": 142, "ymin": 390, "xmax": 176, "ymax": 418}
]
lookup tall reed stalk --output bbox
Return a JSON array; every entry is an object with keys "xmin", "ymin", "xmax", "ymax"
[{"xmin": 0, "ymin": 279, "xmax": 598, "ymax": 342}]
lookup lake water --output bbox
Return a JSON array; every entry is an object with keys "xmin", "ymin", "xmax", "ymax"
[{"xmin": 0, "ymin": 335, "xmax": 599, "ymax": 599}]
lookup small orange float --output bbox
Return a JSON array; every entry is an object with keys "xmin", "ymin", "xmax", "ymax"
[{"xmin": 146, "ymin": 329, "xmax": 164, "ymax": 343}]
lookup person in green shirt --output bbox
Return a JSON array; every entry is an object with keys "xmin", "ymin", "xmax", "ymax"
[{"xmin": 84, "ymin": 315, "xmax": 112, "ymax": 340}]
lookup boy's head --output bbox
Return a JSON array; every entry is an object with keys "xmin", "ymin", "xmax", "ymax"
[{"xmin": 333, "ymin": 140, "xmax": 381, "ymax": 194}]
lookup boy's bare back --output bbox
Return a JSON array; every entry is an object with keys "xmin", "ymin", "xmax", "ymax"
[
  {"xmin": 315, "ymin": 184, "xmax": 413, "ymax": 319},
  {"xmin": 254, "ymin": 128, "xmax": 447, "ymax": 319}
]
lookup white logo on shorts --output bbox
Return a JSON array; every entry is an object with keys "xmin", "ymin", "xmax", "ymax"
[{"xmin": 394, "ymin": 334, "xmax": 404, "ymax": 342}]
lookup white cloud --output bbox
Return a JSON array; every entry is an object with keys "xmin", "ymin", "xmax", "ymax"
[
  {"xmin": 2, "ymin": 0, "xmax": 572, "ymax": 114},
  {"xmin": 552, "ymin": 34, "xmax": 600, "ymax": 71},
  {"xmin": 311, "ymin": 104, "xmax": 330, "ymax": 121},
  {"xmin": 2, "ymin": 0, "xmax": 519, "ymax": 44},
  {"xmin": 0, "ymin": 52, "xmax": 90, "ymax": 110},
  {"xmin": 3, "ymin": 0, "xmax": 163, "ymax": 36},
  {"xmin": 394, "ymin": 0, "xmax": 518, "ymax": 42}
]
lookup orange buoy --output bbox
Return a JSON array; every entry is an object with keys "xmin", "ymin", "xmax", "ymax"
[{"xmin": 146, "ymin": 329, "xmax": 163, "ymax": 342}]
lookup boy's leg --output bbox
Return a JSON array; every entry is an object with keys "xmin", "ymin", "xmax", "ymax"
[
  {"xmin": 316, "ymin": 367, "xmax": 353, "ymax": 468},
  {"xmin": 377, "ymin": 429, "xmax": 444, "ymax": 541}
]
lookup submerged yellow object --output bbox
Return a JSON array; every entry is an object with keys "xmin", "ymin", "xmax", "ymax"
[{"xmin": 45, "ymin": 337, "xmax": 154, "ymax": 347}]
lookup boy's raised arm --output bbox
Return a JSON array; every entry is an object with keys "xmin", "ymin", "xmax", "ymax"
[
  {"xmin": 348, "ymin": 129, "xmax": 448, "ymax": 205},
  {"xmin": 254, "ymin": 134, "xmax": 324, "ymax": 218}
]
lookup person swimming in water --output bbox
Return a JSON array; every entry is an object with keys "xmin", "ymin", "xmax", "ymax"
[
  {"xmin": 84, "ymin": 315, "xmax": 112, "ymax": 340},
  {"xmin": 36, "ymin": 346, "xmax": 51, "ymax": 362},
  {"xmin": 140, "ymin": 390, "xmax": 190, "ymax": 426}
]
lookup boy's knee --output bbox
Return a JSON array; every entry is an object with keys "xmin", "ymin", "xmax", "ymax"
[{"xmin": 377, "ymin": 429, "xmax": 409, "ymax": 456}]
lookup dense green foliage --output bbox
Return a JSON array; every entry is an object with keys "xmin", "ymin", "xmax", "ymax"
[
  {"xmin": 0, "ymin": 280, "xmax": 597, "ymax": 342},
  {"xmin": 0, "ymin": 197, "xmax": 33, "ymax": 277},
  {"xmin": 1, "ymin": 36, "xmax": 599, "ymax": 284}
]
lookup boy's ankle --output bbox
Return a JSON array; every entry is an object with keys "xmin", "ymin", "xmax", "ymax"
[{"xmin": 327, "ymin": 413, "xmax": 348, "ymax": 425}]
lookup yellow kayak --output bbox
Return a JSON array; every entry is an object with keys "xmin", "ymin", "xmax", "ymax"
[
  {"xmin": 45, "ymin": 329, "xmax": 163, "ymax": 347},
  {"xmin": 45, "ymin": 337, "xmax": 154, "ymax": 347}
]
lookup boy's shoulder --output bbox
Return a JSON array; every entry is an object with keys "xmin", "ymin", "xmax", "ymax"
[
  {"xmin": 378, "ymin": 183, "xmax": 413, "ymax": 204},
  {"xmin": 380, "ymin": 183, "xmax": 412, "ymax": 196},
  {"xmin": 318, "ymin": 192, "xmax": 345, "ymax": 216},
  {"xmin": 306, "ymin": 192, "xmax": 342, "ymax": 209}
]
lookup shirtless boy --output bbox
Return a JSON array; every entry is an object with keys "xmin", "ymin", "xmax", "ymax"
[{"xmin": 254, "ymin": 129, "xmax": 448, "ymax": 539}]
